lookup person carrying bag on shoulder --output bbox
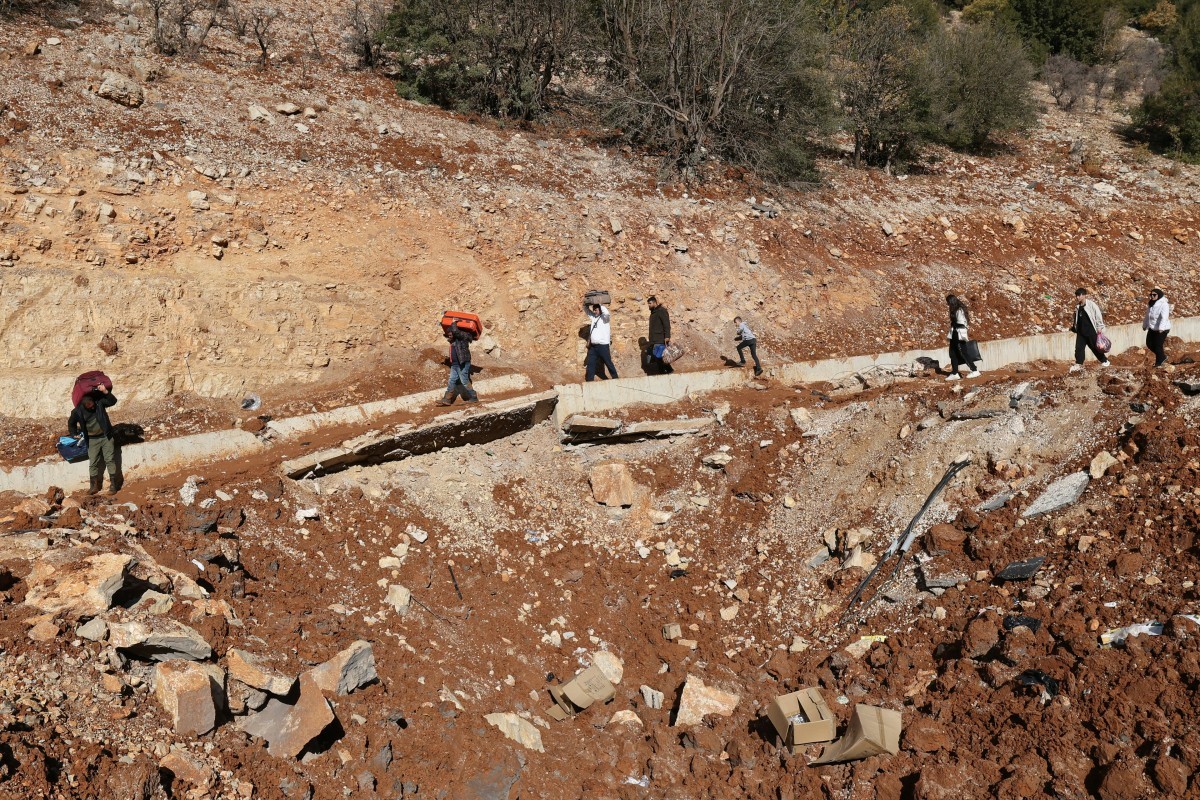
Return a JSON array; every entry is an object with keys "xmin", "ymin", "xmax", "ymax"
[{"xmin": 944, "ymin": 294, "xmax": 981, "ymax": 381}]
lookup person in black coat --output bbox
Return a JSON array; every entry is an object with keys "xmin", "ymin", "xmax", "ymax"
[
  {"xmin": 68, "ymin": 385, "xmax": 121, "ymax": 495},
  {"xmin": 646, "ymin": 295, "xmax": 673, "ymax": 375}
]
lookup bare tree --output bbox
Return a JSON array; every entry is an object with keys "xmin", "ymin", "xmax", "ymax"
[
  {"xmin": 245, "ymin": 4, "xmax": 278, "ymax": 64},
  {"xmin": 143, "ymin": 0, "xmax": 228, "ymax": 56},
  {"xmin": 1044, "ymin": 54, "xmax": 1090, "ymax": 111},
  {"xmin": 598, "ymin": 0, "xmax": 831, "ymax": 179},
  {"xmin": 344, "ymin": 0, "xmax": 388, "ymax": 68}
]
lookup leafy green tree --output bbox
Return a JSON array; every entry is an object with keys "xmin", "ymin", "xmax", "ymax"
[
  {"xmin": 961, "ymin": 0, "xmax": 1021, "ymax": 27},
  {"xmin": 1008, "ymin": 0, "xmax": 1110, "ymax": 62},
  {"xmin": 382, "ymin": 0, "xmax": 590, "ymax": 119},
  {"xmin": 839, "ymin": 4, "xmax": 925, "ymax": 169},
  {"xmin": 919, "ymin": 21, "xmax": 1037, "ymax": 149}
]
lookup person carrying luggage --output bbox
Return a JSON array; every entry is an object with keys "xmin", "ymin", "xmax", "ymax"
[
  {"xmin": 945, "ymin": 294, "xmax": 981, "ymax": 381},
  {"xmin": 67, "ymin": 384, "xmax": 122, "ymax": 495},
  {"xmin": 647, "ymin": 295, "xmax": 673, "ymax": 375},
  {"xmin": 1069, "ymin": 287, "xmax": 1110, "ymax": 372},
  {"xmin": 733, "ymin": 316, "xmax": 763, "ymax": 376},
  {"xmin": 1143, "ymin": 288, "xmax": 1171, "ymax": 368},
  {"xmin": 585, "ymin": 303, "xmax": 618, "ymax": 382},
  {"xmin": 438, "ymin": 321, "xmax": 479, "ymax": 406}
]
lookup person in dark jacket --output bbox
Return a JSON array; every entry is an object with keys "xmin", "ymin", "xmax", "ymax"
[
  {"xmin": 944, "ymin": 294, "xmax": 981, "ymax": 381},
  {"xmin": 438, "ymin": 321, "xmax": 478, "ymax": 406},
  {"xmin": 1069, "ymin": 287, "xmax": 1110, "ymax": 372},
  {"xmin": 647, "ymin": 295, "xmax": 673, "ymax": 375},
  {"xmin": 67, "ymin": 385, "xmax": 121, "ymax": 495}
]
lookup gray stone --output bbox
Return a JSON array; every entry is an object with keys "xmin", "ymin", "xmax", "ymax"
[
  {"xmin": 1022, "ymin": 472, "xmax": 1090, "ymax": 518},
  {"xmin": 77, "ymin": 618, "xmax": 108, "ymax": 641},
  {"xmin": 238, "ymin": 674, "xmax": 336, "ymax": 759},
  {"xmin": 306, "ymin": 640, "xmax": 377, "ymax": 695},
  {"xmin": 640, "ymin": 685, "xmax": 664, "ymax": 709},
  {"xmin": 227, "ymin": 649, "xmax": 295, "ymax": 697},
  {"xmin": 249, "ymin": 104, "xmax": 273, "ymax": 123},
  {"xmin": 562, "ymin": 415, "xmax": 621, "ymax": 435},
  {"xmin": 96, "ymin": 71, "xmax": 143, "ymax": 106},
  {"xmin": 805, "ymin": 547, "xmax": 831, "ymax": 569},
  {"xmin": 978, "ymin": 491, "xmax": 1013, "ymax": 512},
  {"xmin": 484, "ymin": 712, "xmax": 543, "ymax": 752},
  {"xmin": 108, "ymin": 620, "xmax": 213, "ymax": 661},
  {"xmin": 918, "ymin": 564, "xmax": 969, "ymax": 590}
]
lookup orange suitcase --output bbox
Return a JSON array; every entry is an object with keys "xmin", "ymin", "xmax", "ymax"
[{"xmin": 440, "ymin": 311, "xmax": 483, "ymax": 340}]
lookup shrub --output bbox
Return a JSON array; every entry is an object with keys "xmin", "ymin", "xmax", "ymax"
[{"xmin": 920, "ymin": 21, "xmax": 1037, "ymax": 149}]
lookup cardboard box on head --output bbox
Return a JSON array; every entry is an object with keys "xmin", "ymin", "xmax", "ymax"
[
  {"xmin": 545, "ymin": 665, "xmax": 616, "ymax": 721},
  {"xmin": 766, "ymin": 688, "xmax": 837, "ymax": 753},
  {"xmin": 810, "ymin": 704, "xmax": 902, "ymax": 765}
]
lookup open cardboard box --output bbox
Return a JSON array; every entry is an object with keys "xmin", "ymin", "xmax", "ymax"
[
  {"xmin": 811, "ymin": 704, "xmax": 902, "ymax": 765},
  {"xmin": 767, "ymin": 687, "xmax": 837, "ymax": 753},
  {"xmin": 545, "ymin": 665, "xmax": 616, "ymax": 721}
]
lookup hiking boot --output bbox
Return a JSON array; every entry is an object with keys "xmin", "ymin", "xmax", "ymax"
[
  {"xmin": 436, "ymin": 393, "xmax": 456, "ymax": 407},
  {"xmin": 87, "ymin": 475, "xmax": 103, "ymax": 496},
  {"xmin": 107, "ymin": 473, "xmax": 123, "ymax": 495},
  {"xmin": 462, "ymin": 391, "xmax": 479, "ymax": 403}
]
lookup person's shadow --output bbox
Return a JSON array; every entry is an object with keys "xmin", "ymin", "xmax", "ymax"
[
  {"xmin": 721, "ymin": 356, "xmax": 743, "ymax": 368},
  {"xmin": 112, "ymin": 423, "xmax": 145, "ymax": 446},
  {"xmin": 638, "ymin": 337, "xmax": 653, "ymax": 375}
]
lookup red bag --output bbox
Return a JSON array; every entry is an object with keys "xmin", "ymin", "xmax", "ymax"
[
  {"xmin": 72, "ymin": 371, "xmax": 113, "ymax": 406},
  {"xmin": 440, "ymin": 311, "xmax": 483, "ymax": 340},
  {"xmin": 1096, "ymin": 332, "xmax": 1112, "ymax": 353}
]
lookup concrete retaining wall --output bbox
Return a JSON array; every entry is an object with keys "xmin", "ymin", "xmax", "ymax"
[
  {"xmin": 0, "ymin": 429, "xmax": 264, "ymax": 495},
  {"xmin": 555, "ymin": 317, "xmax": 1200, "ymax": 421},
  {"xmin": 266, "ymin": 373, "xmax": 533, "ymax": 439}
]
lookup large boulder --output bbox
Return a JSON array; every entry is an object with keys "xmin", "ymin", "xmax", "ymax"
[
  {"xmin": 96, "ymin": 71, "xmax": 144, "ymax": 107},
  {"xmin": 589, "ymin": 462, "xmax": 635, "ymax": 507},
  {"xmin": 109, "ymin": 620, "xmax": 213, "ymax": 661},
  {"xmin": 673, "ymin": 675, "xmax": 739, "ymax": 727},
  {"xmin": 227, "ymin": 649, "xmax": 295, "ymax": 697},
  {"xmin": 24, "ymin": 553, "xmax": 131, "ymax": 618},
  {"xmin": 237, "ymin": 674, "xmax": 336, "ymax": 759},
  {"xmin": 154, "ymin": 660, "xmax": 225, "ymax": 736}
]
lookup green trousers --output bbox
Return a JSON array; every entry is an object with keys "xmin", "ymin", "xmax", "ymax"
[{"xmin": 88, "ymin": 436, "xmax": 117, "ymax": 478}]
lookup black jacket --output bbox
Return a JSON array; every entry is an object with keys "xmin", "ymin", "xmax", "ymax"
[
  {"xmin": 449, "ymin": 324, "xmax": 473, "ymax": 365},
  {"xmin": 649, "ymin": 306, "xmax": 671, "ymax": 345},
  {"xmin": 68, "ymin": 394, "xmax": 117, "ymax": 442}
]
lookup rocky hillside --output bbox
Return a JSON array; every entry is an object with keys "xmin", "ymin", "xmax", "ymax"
[{"xmin": 0, "ymin": 2, "xmax": 1197, "ymax": 420}]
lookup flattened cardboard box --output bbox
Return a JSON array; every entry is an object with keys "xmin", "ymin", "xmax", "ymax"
[
  {"xmin": 810, "ymin": 704, "xmax": 902, "ymax": 765},
  {"xmin": 545, "ymin": 665, "xmax": 616, "ymax": 721},
  {"xmin": 767, "ymin": 687, "xmax": 837, "ymax": 753}
]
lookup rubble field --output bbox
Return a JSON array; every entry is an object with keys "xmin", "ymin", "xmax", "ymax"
[{"xmin": 1, "ymin": 353, "xmax": 1198, "ymax": 799}]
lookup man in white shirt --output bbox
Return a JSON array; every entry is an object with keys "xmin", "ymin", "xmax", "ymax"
[{"xmin": 585, "ymin": 303, "xmax": 619, "ymax": 381}]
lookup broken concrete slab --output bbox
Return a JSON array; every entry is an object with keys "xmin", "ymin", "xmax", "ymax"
[
  {"xmin": 227, "ymin": 649, "xmax": 295, "ymax": 697},
  {"xmin": 624, "ymin": 418, "xmax": 714, "ymax": 438},
  {"xmin": 484, "ymin": 712, "xmax": 544, "ymax": 752},
  {"xmin": 108, "ymin": 620, "xmax": 213, "ymax": 662},
  {"xmin": 280, "ymin": 391, "xmax": 557, "ymax": 479},
  {"xmin": 237, "ymin": 674, "xmax": 336, "ymax": 759},
  {"xmin": 674, "ymin": 675, "xmax": 739, "ymax": 727},
  {"xmin": 23, "ymin": 552, "xmax": 131, "ymax": 618},
  {"xmin": 305, "ymin": 640, "xmax": 377, "ymax": 696},
  {"xmin": 154, "ymin": 660, "xmax": 226, "ymax": 736},
  {"xmin": 918, "ymin": 564, "xmax": 969, "ymax": 591},
  {"xmin": 1022, "ymin": 472, "xmax": 1090, "ymax": 517},
  {"xmin": 266, "ymin": 374, "xmax": 534, "ymax": 440},
  {"xmin": 978, "ymin": 491, "xmax": 1014, "ymax": 512},
  {"xmin": 561, "ymin": 415, "xmax": 622, "ymax": 440}
]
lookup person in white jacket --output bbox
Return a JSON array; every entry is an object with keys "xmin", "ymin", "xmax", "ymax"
[
  {"xmin": 585, "ymin": 303, "xmax": 619, "ymax": 381},
  {"xmin": 945, "ymin": 294, "xmax": 980, "ymax": 381},
  {"xmin": 1143, "ymin": 288, "xmax": 1171, "ymax": 367},
  {"xmin": 1069, "ymin": 288, "xmax": 1110, "ymax": 372}
]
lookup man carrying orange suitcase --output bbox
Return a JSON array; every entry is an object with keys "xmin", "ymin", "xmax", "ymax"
[{"xmin": 438, "ymin": 320, "xmax": 479, "ymax": 406}]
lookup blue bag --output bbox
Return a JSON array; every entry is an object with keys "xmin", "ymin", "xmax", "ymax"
[
  {"xmin": 652, "ymin": 344, "xmax": 666, "ymax": 358},
  {"xmin": 57, "ymin": 436, "xmax": 87, "ymax": 462}
]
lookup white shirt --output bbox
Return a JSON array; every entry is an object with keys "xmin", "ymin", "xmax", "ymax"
[{"xmin": 588, "ymin": 306, "xmax": 612, "ymax": 345}]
